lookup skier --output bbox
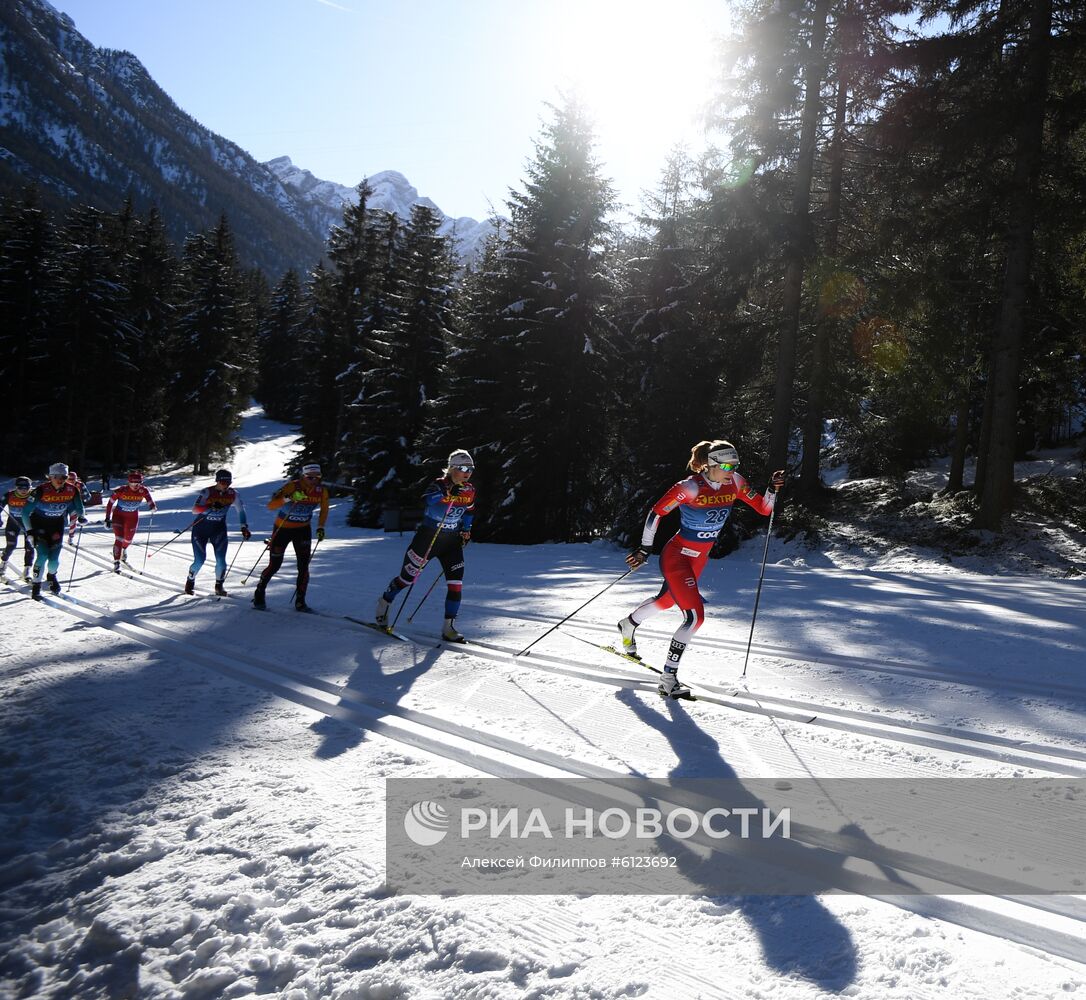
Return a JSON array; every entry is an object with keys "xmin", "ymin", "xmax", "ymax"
[
  {"xmin": 374, "ymin": 449, "xmax": 476, "ymax": 641},
  {"xmin": 20, "ymin": 462, "xmax": 86, "ymax": 599},
  {"xmin": 252, "ymin": 463, "xmax": 328, "ymax": 612},
  {"xmin": 185, "ymin": 469, "xmax": 251, "ymax": 595},
  {"xmin": 104, "ymin": 470, "xmax": 157, "ymax": 572},
  {"xmin": 65, "ymin": 470, "xmax": 93, "ymax": 544},
  {"xmin": 1, "ymin": 476, "xmax": 35, "ymax": 581},
  {"xmin": 618, "ymin": 440, "xmax": 784, "ymax": 698}
]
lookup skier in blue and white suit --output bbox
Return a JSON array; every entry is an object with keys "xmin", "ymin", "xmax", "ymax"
[
  {"xmin": 185, "ymin": 469, "xmax": 251, "ymax": 596},
  {"xmin": 374, "ymin": 449, "xmax": 476, "ymax": 641}
]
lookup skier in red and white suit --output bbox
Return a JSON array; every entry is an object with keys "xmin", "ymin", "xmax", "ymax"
[
  {"xmin": 619, "ymin": 440, "xmax": 784, "ymax": 698},
  {"xmin": 105, "ymin": 470, "xmax": 157, "ymax": 570}
]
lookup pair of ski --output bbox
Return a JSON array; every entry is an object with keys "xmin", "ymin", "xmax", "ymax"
[
  {"xmin": 343, "ymin": 617, "xmax": 468, "ymax": 646},
  {"xmin": 571, "ymin": 634, "xmax": 697, "ymax": 701}
]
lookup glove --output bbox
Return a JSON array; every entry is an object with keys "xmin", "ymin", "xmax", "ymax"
[
  {"xmin": 291, "ymin": 490, "xmax": 306, "ymax": 502},
  {"xmin": 460, "ymin": 531, "xmax": 471, "ymax": 546},
  {"xmin": 77, "ymin": 515, "xmax": 88, "ymax": 525},
  {"xmin": 241, "ymin": 525, "xmax": 252, "ymax": 541},
  {"xmin": 625, "ymin": 547, "xmax": 650, "ymax": 570},
  {"xmin": 316, "ymin": 527, "xmax": 325, "ymax": 542},
  {"xmin": 770, "ymin": 470, "xmax": 785, "ymax": 492},
  {"xmin": 104, "ymin": 516, "xmax": 112, "ymax": 528}
]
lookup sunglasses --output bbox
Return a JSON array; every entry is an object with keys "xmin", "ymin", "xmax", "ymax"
[
  {"xmin": 716, "ymin": 463, "xmax": 739, "ymax": 471},
  {"xmin": 451, "ymin": 465, "xmax": 474, "ymax": 474},
  {"xmin": 304, "ymin": 475, "xmax": 320, "ymax": 480}
]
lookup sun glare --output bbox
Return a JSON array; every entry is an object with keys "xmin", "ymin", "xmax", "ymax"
[{"xmin": 555, "ymin": 0, "xmax": 727, "ymax": 174}]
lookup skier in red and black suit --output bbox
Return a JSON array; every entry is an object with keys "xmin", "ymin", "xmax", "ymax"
[
  {"xmin": 374, "ymin": 449, "xmax": 476, "ymax": 641},
  {"xmin": 21, "ymin": 462, "xmax": 86, "ymax": 599},
  {"xmin": 252, "ymin": 463, "xmax": 328, "ymax": 612},
  {"xmin": 105, "ymin": 471, "xmax": 157, "ymax": 572},
  {"xmin": 619, "ymin": 440, "xmax": 784, "ymax": 698},
  {"xmin": 1, "ymin": 476, "xmax": 35, "ymax": 581}
]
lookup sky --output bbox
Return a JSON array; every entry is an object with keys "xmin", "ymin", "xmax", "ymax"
[{"xmin": 48, "ymin": 0, "xmax": 732, "ymax": 223}]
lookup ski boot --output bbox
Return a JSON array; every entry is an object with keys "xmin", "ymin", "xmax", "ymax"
[
  {"xmin": 114, "ymin": 560, "xmax": 121, "ymax": 574},
  {"xmin": 47, "ymin": 574, "xmax": 60, "ymax": 595},
  {"xmin": 617, "ymin": 616, "xmax": 641, "ymax": 660},
  {"xmin": 31, "ymin": 580, "xmax": 42, "ymax": 601},
  {"xmin": 295, "ymin": 597, "xmax": 314, "ymax": 614},
  {"xmin": 184, "ymin": 576, "xmax": 195, "ymax": 595},
  {"xmin": 121, "ymin": 550, "xmax": 128, "ymax": 564},
  {"xmin": 23, "ymin": 565, "xmax": 32, "ymax": 582},
  {"xmin": 214, "ymin": 580, "xmax": 228, "ymax": 597},
  {"xmin": 374, "ymin": 595, "xmax": 391, "ymax": 627},
  {"xmin": 442, "ymin": 618, "xmax": 466, "ymax": 643},
  {"xmin": 658, "ymin": 667, "xmax": 691, "ymax": 699},
  {"xmin": 252, "ymin": 584, "xmax": 267, "ymax": 610}
]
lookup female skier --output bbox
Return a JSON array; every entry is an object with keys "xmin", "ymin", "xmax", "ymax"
[
  {"xmin": 252, "ymin": 463, "xmax": 328, "ymax": 612},
  {"xmin": 619, "ymin": 440, "xmax": 784, "ymax": 698},
  {"xmin": 185, "ymin": 469, "xmax": 251, "ymax": 596},
  {"xmin": 374, "ymin": 449, "xmax": 476, "ymax": 641},
  {"xmin": 105, "ymin": 471, "xmax": 157, "ymax": 572},
  {"xmin": 21, "ymin": 462, "xmax": 86, "ymax": 598}
]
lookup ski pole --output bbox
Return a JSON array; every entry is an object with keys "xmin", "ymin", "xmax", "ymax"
[
  {"xmin": 223, "ymin": 533, "xmax": 248, "ymax": 583},
  {"xmin": 66, "ymin": 523, "xmax": 84, "ymax": 592},
  {"xmin": 407, "ymin": 568, "xmax": 444, "ymax": 622},
  {"xmin": 740, "ymin": 493, "xmax": 780, "ymax": 680},
  {"xmin": 148, "ymin": 514, "xmax": 206, "ymax": 557},
  {"xmin": 388, "ymin": 498, "xmax": 455, "ymax": 631},
  {"xmin": 517, "ymin": 567, "xmax": 636, "ymax": 657},
  {"xmin": 288, "ymin": 537, "xmax": 321, "ymax": 606},
  {"xmin": 141, "ymin": 509, "xmax": 155, "ymax": 571},
  {"xmin": 243, "ymin": 501, "xmax": 297, "ymax": 583}
]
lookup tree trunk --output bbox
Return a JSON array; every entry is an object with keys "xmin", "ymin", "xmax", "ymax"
[
  {"xmin": 947, "ymin": 387, "xmax": 971, "ymax": 494},
  {"xmin": 769, "ymin": 0, "xmax": 830, "ymax": 474},
  {"xmin": 975, "ymin": 0, "xmax": 1053, "ymax": 529}
]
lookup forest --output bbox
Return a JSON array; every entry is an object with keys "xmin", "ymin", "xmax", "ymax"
[{"xmin": 1, "ymin": 0, "xmax": 1082, "ymax": 545}]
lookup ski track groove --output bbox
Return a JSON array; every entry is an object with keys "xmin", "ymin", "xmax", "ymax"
[
  {"xmin": 33, "ymin": 547, "xmax": 1086, "ymax": 777},
  {"xmin": 482, "ymin": 604, "xmax": 1086, "ymax": 701},
  {"xmin": 17, "ymin": 570, "xmax": 1086, "ymax": 966}
]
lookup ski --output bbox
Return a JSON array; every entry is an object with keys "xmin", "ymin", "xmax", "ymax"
[
  {"xmin": 343, "ymin": 616, "xmax": 411, "ymax": 642},
  {"xmin": 592, "ymin": 639, "xmax": 697, "ymax": 700}
]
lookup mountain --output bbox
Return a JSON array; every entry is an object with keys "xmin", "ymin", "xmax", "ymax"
[
  {"xmin": 0, "ymin": 0, "xmax": 492, "ymax": 275},
  {"xmin": 265, "ymin": 158, "xmax": 494, "ymax": 261}
]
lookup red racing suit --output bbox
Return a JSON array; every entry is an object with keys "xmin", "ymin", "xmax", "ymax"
[
  {"xmin": 632, "ymin": 471, "xmax": 775, "ymax": 647},
  {"xmin": 105, "ymin": 483, "xmax": 157, "ymax": 560}
]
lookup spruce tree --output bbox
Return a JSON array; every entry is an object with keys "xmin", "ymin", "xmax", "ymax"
[
  {"xmin": 348, "ymin": 204, "xmax": 457, "ymax": 525},
  {"xmin": 167, "ymin": 216, "xmax": 250, "ymax": 474},
  {"xmin": 485, "ymin": 95, "xmax": 619, "ymax": 542}
]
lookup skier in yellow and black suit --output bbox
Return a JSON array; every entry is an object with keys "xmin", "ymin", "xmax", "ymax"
[{"xmin": 252, "ymin": 463, "xmax": 328, "ymax": 613}]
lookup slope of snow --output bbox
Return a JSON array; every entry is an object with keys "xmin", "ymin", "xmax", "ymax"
[{"xmin": 1, "ymin": 407, "xmax": 1085, "ymax": 998}]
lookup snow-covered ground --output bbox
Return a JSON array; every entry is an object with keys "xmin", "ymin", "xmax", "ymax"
[{"xmin": 2, "ymin": 407, "xmax": 1085, "ymax": 999}]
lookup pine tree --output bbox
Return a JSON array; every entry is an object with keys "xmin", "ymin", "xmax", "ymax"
[
  {"xmin": 53, "ymin": 203, "xmax": 134, "ymax": 472},
  {"xmin": 257, "ymin": 268, "xmax": 305, "ymax": 422},
  {"xmin": 348, "ymin": 204, "xmax": 458, "ymax": 524},
  {"xmin": 167, "ymin": 216, "xmax": 250, "ymax": 474},
  {"xmin": 0, "ymin": 186, "xmax": 57, "ymax": 468},
  {"xmin": 484, "ymin": 95, "xmax": 620, "ymax": 542}
]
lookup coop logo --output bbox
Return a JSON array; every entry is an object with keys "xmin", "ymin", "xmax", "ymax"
[{"xmin": 404, "ymin": 801, "xmax": 450, "ymax": 845}]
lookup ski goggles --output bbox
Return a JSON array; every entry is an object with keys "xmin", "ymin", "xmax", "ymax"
[
  {"xmin": 716, "ymin": 462, "xmax": 739, "ymax": 472},
  {"xmin": 451, "ymin": 464, "xmax": 474, "ymax": 474}
]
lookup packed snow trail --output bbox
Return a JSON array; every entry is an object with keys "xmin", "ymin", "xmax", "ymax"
[{"xmin": 3, "ymin": 406, "xmax": 1086, "ymax": 998}]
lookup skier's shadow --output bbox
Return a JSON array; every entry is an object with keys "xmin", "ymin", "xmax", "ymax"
[
  {"xmin": 309, "ymin": 640, "xmax": 445, "ymax": 760},
  {"xmin": 614, "ymin": 688, "xmax": 858, "ymax": 992}
]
